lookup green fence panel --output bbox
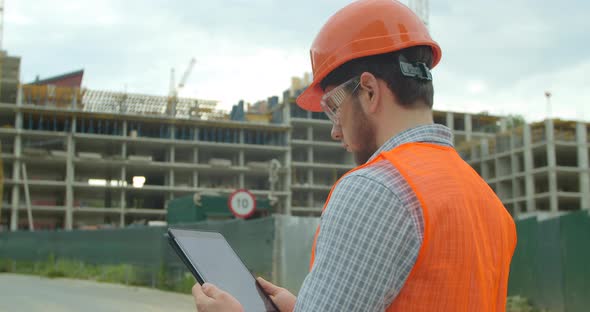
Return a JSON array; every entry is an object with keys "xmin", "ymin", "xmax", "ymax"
[
  {"xmin": 560, "ymin": 211, "xmax": 590, "ymax": 312},
  {"xmin": 535, "ymin": 216, "xmax": 565, "ymax": 311},
  {"xmin": 508, "ymin": 217, "xmax": 538, "ymax": 300},
  {"xmin": 0, "ymin": 217, "xmax": 275, "ymax": 279}
]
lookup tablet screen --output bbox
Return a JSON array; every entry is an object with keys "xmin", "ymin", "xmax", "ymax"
[{"xmin": 170, "ymin": 229, "xmax": 277, "ymax": 312}]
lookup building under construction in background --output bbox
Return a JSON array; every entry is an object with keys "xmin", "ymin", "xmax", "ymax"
[
  {"xmin": 458, "ymin": 119, "xmax": 590, "ymax": 217},
  {"xmin": 1, "ymin": 54, "xmax": 588, "ymax": 231}
]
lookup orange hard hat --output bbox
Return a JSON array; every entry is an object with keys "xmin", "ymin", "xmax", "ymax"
[{"xmin": 296, "ymin": 0, "xmax": 442, "ymax": 112}]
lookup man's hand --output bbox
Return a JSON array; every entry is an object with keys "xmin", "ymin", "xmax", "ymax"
[
  {"xmin": 257, "ymin": 277, "xmax": 297, "ymax": 312},
  {"xmin": 192, "ymin": 283, "xmax": 244, "ymax": 312}
]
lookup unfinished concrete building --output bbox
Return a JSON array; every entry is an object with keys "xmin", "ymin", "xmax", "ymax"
[
  {"xmin": 458, "ymin": 119, "xmax": 590, "ymax": 216},
  {"xmin": 1, "ymin": 67, "xmax": 512, "ymax": 229},
  {"xmin": 0, "ymin": 71, "xmax": 291, "ymax": 231}
]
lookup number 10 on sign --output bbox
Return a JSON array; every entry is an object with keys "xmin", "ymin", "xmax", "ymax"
[{"xmin": 228, "ymin": 189, "xmax": 257, "ymax": 219}]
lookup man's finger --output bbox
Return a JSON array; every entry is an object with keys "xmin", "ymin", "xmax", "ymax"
[
  {"xmin": 257, "ymin": 277, "xmax": 281, "ymax": 296},
  {"xmin": 192, "ymin": 283, "xmax": 213, "ymax": 306},
  {"xmin": 201, "ymin": 283, "xmax": 226, "ymax": 299}
]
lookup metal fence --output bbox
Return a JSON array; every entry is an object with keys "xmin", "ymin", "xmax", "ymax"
[
  {"xmin": 2, "ymin": 212, "xmax": 588, "ymax": 310},
  {"xmin": 508, "ymin": 210, "xmax": 590, "ymax": 312}
]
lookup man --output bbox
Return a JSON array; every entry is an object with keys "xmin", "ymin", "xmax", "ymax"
[{"xmin": 193, "ymin": 0, "xmax": 517, "ymax": 311}]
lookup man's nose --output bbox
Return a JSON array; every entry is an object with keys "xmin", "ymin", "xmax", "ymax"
[{"xmin": 331, "ymin": 123, "xmax": 342, "ymax": 141}]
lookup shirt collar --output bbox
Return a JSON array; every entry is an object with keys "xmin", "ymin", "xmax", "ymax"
[{"xmin": 368, "ymin": 124, "xmax": 454, "ymax": 162}]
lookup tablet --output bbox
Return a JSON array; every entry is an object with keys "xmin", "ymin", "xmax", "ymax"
[{"xmin": 167, "ymin": 228, "xmax": 279, "ymax": 312}]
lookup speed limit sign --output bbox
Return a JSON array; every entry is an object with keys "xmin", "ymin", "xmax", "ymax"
[{"xmin": 228, "ymin": 189, "xmax": 257, "ymax": 219}]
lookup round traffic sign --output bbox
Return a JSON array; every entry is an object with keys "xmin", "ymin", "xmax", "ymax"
[{"xmin": 228, "ymin": 189, "xmax": 257, "ymax": 219}]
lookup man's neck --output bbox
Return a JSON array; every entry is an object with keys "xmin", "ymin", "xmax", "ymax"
[{"xmin": 375, "ymin": 108, "xmax": 434, "ymax": 148}]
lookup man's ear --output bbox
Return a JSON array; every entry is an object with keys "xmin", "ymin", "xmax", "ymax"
[{"xmin": 359, "ymin": 72, "xmax": 380, "ymax": 114}]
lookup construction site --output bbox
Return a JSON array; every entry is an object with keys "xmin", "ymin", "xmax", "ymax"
[
  {"xmin": 0, "ymin": 51, "xmax": 515, "ymax": 231},
  {"xmin": 458, "ymin": 119, "xmax": 590, "ymax": 216}
]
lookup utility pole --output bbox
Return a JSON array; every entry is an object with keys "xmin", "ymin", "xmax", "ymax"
[{"xmin": 545, "ymin": 91, "xmax": 552, "ymax": 120}]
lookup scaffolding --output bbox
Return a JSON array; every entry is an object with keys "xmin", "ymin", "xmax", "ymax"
[{"xmin": 21, "ymin": 85, "xmax": 224, "ymax": 120}]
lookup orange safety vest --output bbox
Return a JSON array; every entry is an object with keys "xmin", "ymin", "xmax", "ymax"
[{"xmin": 310, "ymin": 143, "xmax": 517, "ymax": 311}]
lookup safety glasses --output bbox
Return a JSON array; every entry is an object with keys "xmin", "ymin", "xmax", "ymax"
[{"xmin": 320, "ymin": 76, "xmax": 361, "ymax": 125}]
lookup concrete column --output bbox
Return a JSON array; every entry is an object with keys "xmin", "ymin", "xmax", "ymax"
[
  {"xmin": 239, "ymin": 151, "xmax": 245, "ymax": 188},
  {"xmin": 284, "ymin": 132, "xmax": 292, "ymax": 215},
  {"xmin": 193, "ymin": 147, "xmax": 199, "ymax": 188},
  {"xmin": 64, "ymin": 130, "xmax": 75, "ymax": 230},
  {"xmin": 511, "ymin": 152, "xmax": 520, "ymax": 215},
  {"xmin": 120, "ymin": 121, "xmax": 127, "ymax": 227},
  {"xmin": 480, "ymin": 140, "xmax": 490, "ymax": 180},
  {"xmin": 307, "ymin": 127, "xmax": 313, "ymax": 141},
  {"xmin": 546, "ymin": 120, "xmax": 558, "ymax": 212},
  {"xmin": 446, "ymin": 112, "xmax": 454, "ymax": 131},
  {"xmin": 9, "ymin": 127, "xmax": 21, "ymax": 231},
  {"xmin": 577, "ymin": 123, "xmax": 590, "ymax": 209},
  {"xmin": 523, "ymin": 125, "xmax": 535, "ymax": 212},
  {"xmin": 465, "ymin": 114, "xmax": 473, "ymax": 142},
  {"xmin": 120, "ymin": 166, "xmax": 127, "ymax": 227}
]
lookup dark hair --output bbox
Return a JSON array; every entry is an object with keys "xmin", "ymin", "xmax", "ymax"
[{"xmin": 320, "ymin": 46, "xmax": 435, "ymax": 108}]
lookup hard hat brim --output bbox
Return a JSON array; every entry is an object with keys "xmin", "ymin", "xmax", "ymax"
[{"xmin": 296, "ymin": 82, "xmax": 323, "ymax": 112}]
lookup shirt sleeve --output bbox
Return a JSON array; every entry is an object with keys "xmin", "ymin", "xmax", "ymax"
[{"xmin": 294, "ymin": 174, "xmax": 422, "ymax": 312}]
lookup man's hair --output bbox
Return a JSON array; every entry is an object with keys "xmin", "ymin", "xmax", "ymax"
[{"xmin": 320, "ymin": 46, "xmax": 435, "ymax": 108}]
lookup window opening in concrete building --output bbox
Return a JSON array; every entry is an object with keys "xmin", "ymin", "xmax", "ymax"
[
  {"xmin": 198, "ymin": 172, "xmax": 237, "ymax": 189},
  {"xmin": 497, "ymin": 156, "xmax": 512, "ymax": 177},
  {"xmin": 0, "ymin": 137, "xmax": 14, "ymax": 154},
  {"xmin": 496, "ymin": 135, "xmax": 511, "ymax": 154},
  {"xmin": 174, "ymin": 171, "xmax": 193, "ymax": 188},
  {"xmin": 292, "ymin": 149, "xmax": 307, "ymax": 162},
  {"xmin": 0, "ymin": 112, "xmax": 14, "ymax": 128},
  {"xmin": 292, "ymin": 126, "xmax": 308, "ymax": 140},
  {"xmin": 175, "ymin": 147, "xmax": 194, "ymax": 164},
  {"xmin": 512, "ymin": 129, "xmax": 524, "ymax": 148},
  {"xmin": 486, "ymin": 160, "xmax": 496, "ymax": 179},
  {"xmin": 554, "ymin": 122, "xmax": 576, "ymax": 142},
  {"xmin": 533, "ymin": 146, "xmax": 548, "ymax": 168},
  {"xmin": 126, "ymin": 189, "xmax": 165, "ymax": 210},
  {"xmin": 558, "ymin": 196, "xmax": 581, "ymax": 211},
  {"xmin": 454, "ymin": 115, "xmax": 465, "ymax": 131},
  {"xmin": 311, "ymin": 111, "xmax": 329, "ymax": 121},
  {"xmin": 433, "ymin": 112, "xmax": 446, "ymax": 126},
  {"xmin": 536, "ymin": 196, "xmax": 550, "ymax": 211},
  {"xmin": 557, "ymin": 171, "xmax": 580, "ymax": 193},
  {"xmin": 199, "ymin": 150, "xmax": 236, "ymax": 167},
  {"xmin": 314, "ymin": 128, "xmax": 333, "ymax": 142},
  {"xmin": 555, "ymin": 145, "xmax": 578, "ymax": 167},
  {"xmin": 27, "ymin": 113, "xmax": 70, "ymax": 132},
  {"xmin": 534, "ymin": 173, "xmax": 549, "ymax": 194},
  {"xmin": 498, "ymin": 181, "xmax": 513, "ymax": 199},
  {"xmin": 244, "ymin": 176, "xmax": 269, "ymax": 190},
  {"xmin": 76, "ymin": 139, "xmax": 121, "ymax": 161},
  {"xmin": 515, "ymin": 177, "xmax": 526, "ymax": 198},
  {"xmin": 515, "ymin": 153, "xmax": 525, "ymax": 173},
  {"xmin": 531, "ymin": 124, "xmax": 546, "ymax": 144},
  {"xmin": 504, "ymin": 203, "xmax": 515, "ymax": 216}
]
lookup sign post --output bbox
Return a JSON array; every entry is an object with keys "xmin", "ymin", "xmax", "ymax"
[{"xmin": 228, "ymin": 189, "xmax": 257, "ymax": 219}]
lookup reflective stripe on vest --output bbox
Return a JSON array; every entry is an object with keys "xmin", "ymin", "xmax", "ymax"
[{"xmin": 309, "ymin": 143, "xmax": 517, "ymax": 311}]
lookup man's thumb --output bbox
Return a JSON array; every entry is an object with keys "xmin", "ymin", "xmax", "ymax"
[{"xmin": 257, "ymin": 277, "xmax": 281, "ymax": 296}]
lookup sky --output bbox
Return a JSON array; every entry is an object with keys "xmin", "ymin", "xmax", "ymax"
[{"xmin": 4, "ymin": 0, "xmax": 590, "ymax": 122}]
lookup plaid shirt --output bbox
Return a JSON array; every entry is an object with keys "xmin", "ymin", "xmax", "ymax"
[{"xmin": 295, "ymin": 124, "xmax": 454, "ymax": 312}]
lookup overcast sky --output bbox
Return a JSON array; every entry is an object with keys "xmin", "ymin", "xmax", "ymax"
[{"xmin": 5, "ymin": 0, "xmax": 589, "ymax": 121}]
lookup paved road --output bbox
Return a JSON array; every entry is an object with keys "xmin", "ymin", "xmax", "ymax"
[{"xmin": 0, "ymin": 274, "xmax": 195, "ymax": 312}]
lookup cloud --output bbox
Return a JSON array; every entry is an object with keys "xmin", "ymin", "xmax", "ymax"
[{"xmin": 4, "ymin": 0, "xmax": 589, "ymax": 120}]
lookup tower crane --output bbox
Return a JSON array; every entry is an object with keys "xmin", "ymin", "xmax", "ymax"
[{"xmin": 167, "ymin": 58, "xmax": 196, "ymax": 116}]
